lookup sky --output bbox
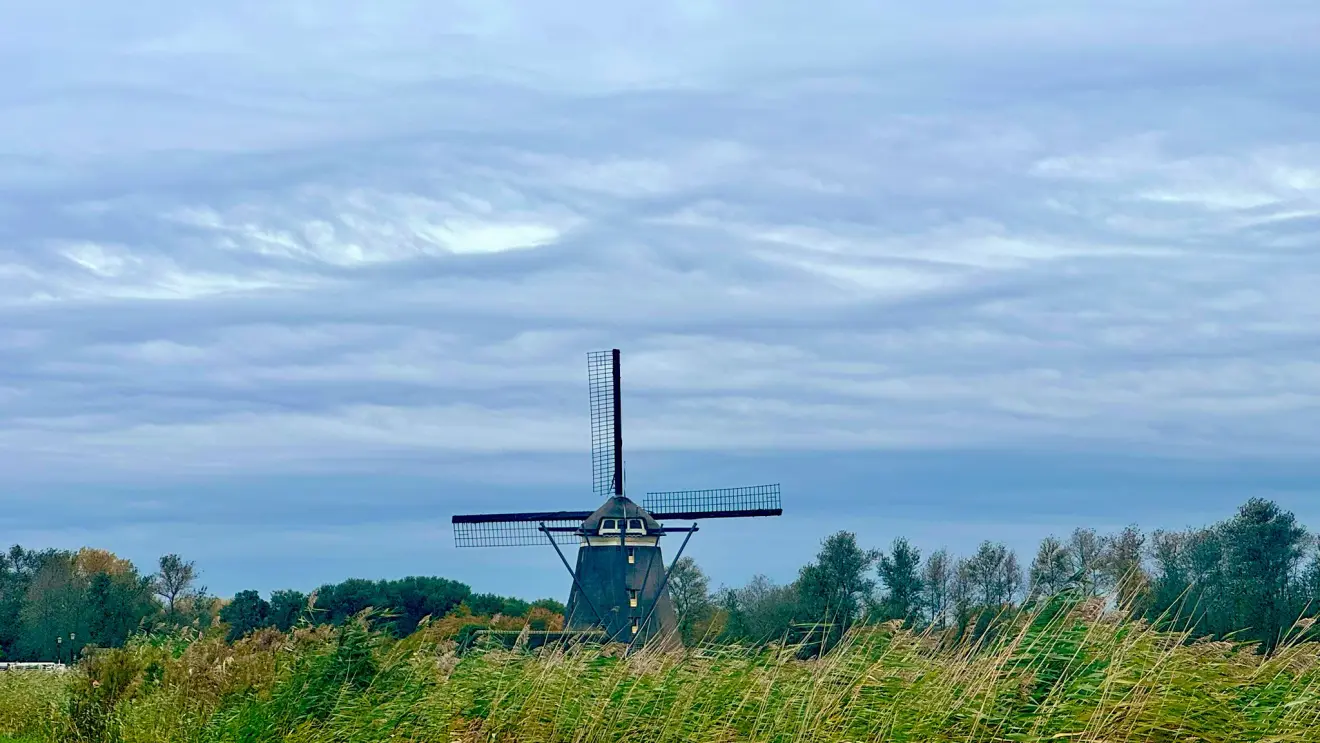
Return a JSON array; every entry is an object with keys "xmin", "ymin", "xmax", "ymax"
[{"xmin": 2, "ymin": 1, "xmax": 1320, "ymax": 601}]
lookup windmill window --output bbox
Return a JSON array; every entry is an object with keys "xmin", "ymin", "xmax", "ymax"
[
  {"xmin": 626, "ymin": 518, "xmax": 645, "ymax": 533},
  {"xmin": 599, "ymin": 519, "xmax": 621, "ymax": 534},
  {"xmin": 631, "ymin": 617, "xmax": 640, "ymax": 634},
  {"xmin": 627, "ymin": 548, "xmax": 636, "ymax": 564},
  {"xmin": 628, "ymin": 589, "xmax": 638, "ymax": 608}
]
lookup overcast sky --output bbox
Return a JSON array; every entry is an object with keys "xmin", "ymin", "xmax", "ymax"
[{"xmin": 3, "ymin": 1, "xmax": 1320, "ymax": 601}]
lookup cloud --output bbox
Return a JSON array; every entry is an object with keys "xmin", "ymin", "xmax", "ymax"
[
  {"xmin": 1, "ymin": 0, "xmax": 1319, "ymax": 594},
  {"xmin": 2, "ymin": 34, "xmax": 1319, "ymax": 474}
]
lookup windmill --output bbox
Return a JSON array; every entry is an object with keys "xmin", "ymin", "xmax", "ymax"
[{"xmin": 451, "ymin": 349, "xmax": 783, "ymax": 647}]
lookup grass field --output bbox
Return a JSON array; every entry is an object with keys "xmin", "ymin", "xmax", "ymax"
[{"xmin": 2, "ymin": 599, "xmax": 1318, "ymax": 742}]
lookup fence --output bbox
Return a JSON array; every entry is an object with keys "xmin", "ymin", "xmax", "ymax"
[{"xmin": 0, "ymin": 662, "xmax": 67, "ymax": 672}]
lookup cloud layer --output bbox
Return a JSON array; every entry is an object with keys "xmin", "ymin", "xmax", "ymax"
[{"xmin": 2, "ymin": 0, "xmax": 1320, "ymax": 594}]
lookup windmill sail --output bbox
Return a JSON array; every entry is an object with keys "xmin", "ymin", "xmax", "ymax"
[
  {"xmin": 644, "ymin": 484, "xmax": 782, "ymax": 520},
  {"xmin": 451, "ymin": 510, "xmax": 591, "ymax": 547},
  {"xmin": 588, "ymin": 349, "xmax": 623, "ymax": 496},
  {"xmin": 448, "ymin": 347, "xmax": 785, "ymax": 650}
]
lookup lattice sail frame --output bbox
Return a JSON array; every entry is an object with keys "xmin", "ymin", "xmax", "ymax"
[
  {"xmin": 452, "ymin": 514, "xmax": 588, "ymax": 548},
  {"xmin": 452, "ymin": 351, "xmax": 784, "ymax": 548},
  {"xmin": 643, "ymin": 484, "xmax": 782, "ymax": 520},
  {"xmin": 587, "ymin": 350, "xmax": 618, "ymax": 496}
]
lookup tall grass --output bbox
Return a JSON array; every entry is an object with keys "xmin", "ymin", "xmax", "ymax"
[
  {"xmin": 3, "ymin": 598, "xmax": 1319, "ymax": 742},
  {"xmin": 0, "ymin": 669, "xmax": 68, "ymax": 743}
]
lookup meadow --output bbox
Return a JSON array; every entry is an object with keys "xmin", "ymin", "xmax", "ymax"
[{"xmin": 1, "ymin": 598, "xmax": 1318, "ymax": 743}]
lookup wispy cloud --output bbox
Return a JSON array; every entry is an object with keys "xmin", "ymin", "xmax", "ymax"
[{"xmin": 2, "ymin": 0, "xmax": 1319, "ymax": 593}]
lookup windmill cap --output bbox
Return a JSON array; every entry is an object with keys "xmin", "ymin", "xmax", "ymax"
[{"xmin": 581, "ymin": 496, "xmax": 662, "ymax": 532}]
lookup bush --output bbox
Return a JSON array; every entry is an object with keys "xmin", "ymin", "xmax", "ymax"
[{"xmin": 67, "ymin": 647, "xmax": 146, "ymax": 743}]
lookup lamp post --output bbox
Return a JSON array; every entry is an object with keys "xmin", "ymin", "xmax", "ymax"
[
  {"xmin": 56, "ymin": 636, "xmax": 63, "ymax": 665},
  {"xmin": 69, "ymin": 633, "xmax": 76, "ymax": 665}
]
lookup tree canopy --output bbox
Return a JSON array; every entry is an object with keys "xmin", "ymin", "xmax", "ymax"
[{"xmin": 5, "ymin": 496, "xmax": 1320, "ymax": 660}]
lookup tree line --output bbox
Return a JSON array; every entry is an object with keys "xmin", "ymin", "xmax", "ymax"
[
  {"xmin": 4, "ymin": 496, "xmax": 1319, "ymax": 660},
  {"xmin": 0, "ymin": 546, "xmax": 561, "ymax": 662},
  {"xmin": 679, "ymin": 497, "xmax": 1320, "ymax": 653}
]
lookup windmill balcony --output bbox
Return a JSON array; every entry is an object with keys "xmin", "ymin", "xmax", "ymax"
[{"xmin": 580, "ymin": 533, "xmax": 659, "ymax": 547}]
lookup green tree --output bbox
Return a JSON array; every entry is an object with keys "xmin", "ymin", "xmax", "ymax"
[
  {"xmin": 313, "ymin": 578, "xmax": 378, "ymax": 624},
  {"xmin": 950, "ymin": 557, "xmax": 975, "ymax": 631},
  {"xmin": 1146, "ymin": 525, "xmax": 1229, "ymax": 638},
  {"xmin": 1184, "ymin": 526, "xmax": 1230, "ymax": 636},
  {"xmin": 17, "ymin": 553, "xmax": 83, "ymax": 661},
  {"xmin": 920, "ymin": 549, "xmax": 953, "ymax": 628},
  {"xmin": 667, "ymin": 556, "xmax": 714, "ymax": 643},
  {"xmin": 84, "ymin": 569, "xmax": 156, "ymax": 651},
  {"xmin": 3, "ymin": 546, "xmax": 161, "ymax": 661},
  {"xmin": 797, "ymin": 531, "xmax": 879, "ymax": 629},
  {"xmin": 313, "ymin": 576, "xmax": 470, "ymax": 635},
  {"xmin": 1147, "ymin": 528, "xmax": 1190, "ymax": 622},
  {"xmin": 1220, "ymin": 498, "xmax": 1308, "ymax": 651},
  {"xmin": 1302, "ymin": 548, "xmax": 1320, "ymax": 615},
  {"xmin": 964, "ymin": 541, "xmax": 1022, "ymax": 608},
  {"xmin": 1068, "ymin": 528, "xmax": 1107, "ymax": 596},
  {"xmin": 876, "ymin": 538, "xmax": 923, "ymax": 625},
  {"xmin": 220, "ymin": 590, "xmax": 271, "ymax": 641},
  {"xmin": 1028, "ymin": 536, "xmax": 1073, "ymax": 601},
  {"xmin": 1101, "ymin": 525, "xmax": 1149, "ymax": 609},
  {"xmin": 499, "ymin": 597, "xmax": 531, "ymax": 617},
  {"xmin": 467, "ymin": 592, "xmax": 528, "ymax": 618},
  {"xmin": 530, "ymin": 597, "xmax": 566, "ymax": 615},
  {"xmin": 152, "ymin": 554, "xmax": 198, "ymax": 623},
  {"xmin": 1143, "ymin": 499, "xmax": 1309, "ymax": 652},
  {"xmin": 268, "ymin": 590, "xmax": 308, "ymax": 632},
  {"xmin": 0, "ymin": 546, "xmax": 42, "ymax": 659},
  {"xmin": 719, "ymin": 575, "xmax": 800, "ymax": 643}
]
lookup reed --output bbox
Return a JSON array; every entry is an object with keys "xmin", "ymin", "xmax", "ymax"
[{"xmin": 2, "ymin": 599, "xmax": 1317, "ymax": 743}]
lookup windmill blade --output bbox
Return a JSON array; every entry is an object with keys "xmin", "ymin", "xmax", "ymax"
[
  {"xmin": 645, "ymin": 484, "xmax": 783, "ymax": 521},
  {"xmin": 451, "ymin": 510, "xmax": 591, "ymax": 548},
  {"xmin": 588, "ymin": 349, "xmax": 623, "ymax": 496}
]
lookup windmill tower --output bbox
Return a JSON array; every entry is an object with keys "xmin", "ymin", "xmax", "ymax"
[{"xmin": 451, "ymin": 349, "xmax": 783, "ymax": 647}]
